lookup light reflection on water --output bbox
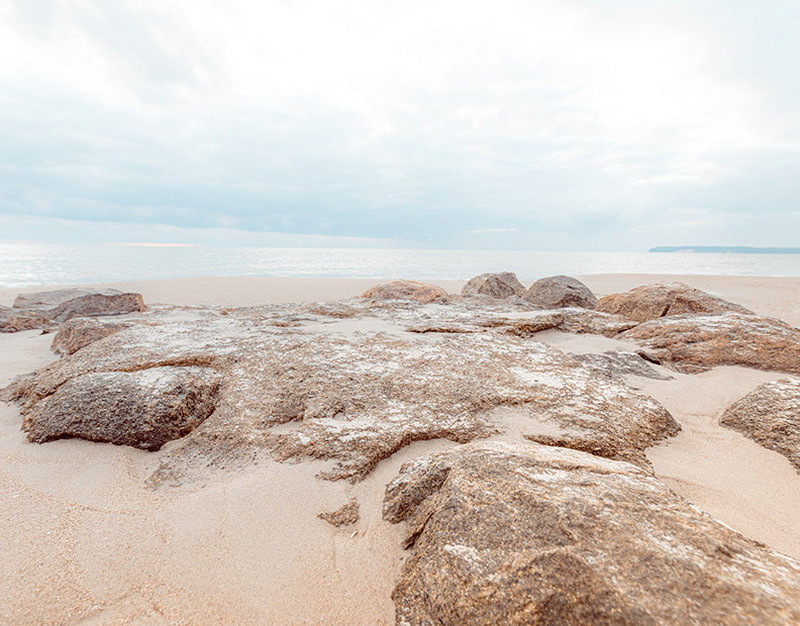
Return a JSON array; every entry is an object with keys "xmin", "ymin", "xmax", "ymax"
[{"xmin": 1, "ymin": 243, "xmax": 799, "ymax": 288}]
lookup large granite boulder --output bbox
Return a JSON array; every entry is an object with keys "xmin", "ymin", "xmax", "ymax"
[
  {"xmin": 721, "ymin": 378, "xmax": 800, "ymax": 471},
  {"xmin": 596, "ymin": 281, "xmax": 753, "ymax": 322},
  {"xmin": 0, "ymin": 306, "xmax": 50, "ymax": 333},
  {"xmin": 461, "ymin": 272, "xmax": 525, "ymax": 299},
  {"xmin": 384, "ymin": 441, "xmax": 800, "ymax": 625},
  {"xmin": 13, "ymin": 288, "xmax": 146, "ymax": 323},
  {"xmin": 51, "ymin": 317, "xmax": 133, "ymax": 355},
  {"xmin": 361, "ymin": 280, "xmax": 450, "ymax": 304},
  {"xmin": 621, "ymin": 312, "xmax": 800, "ymax": 374},
  {"xmin": 523, "ymin": 276, "xmax": 597, "ymax": 309},
  {"xmin": 22, "ymin": 366, "xmax": 222, "ymax": 451}
]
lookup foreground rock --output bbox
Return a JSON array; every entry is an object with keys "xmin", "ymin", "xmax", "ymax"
[
  {"xmin": 596, "ymin": 281, "xmax": 753, "ymax": 322},
  {"xmin": 721, "ymin": 379, "xmax": 800, "ymax": 471},
  {"xmin": 621, "ymin": 313, "xmax": 800, "ymax": 374},
  {"xmin": 523, "ymin": 275, "xmax": 597, "ymax": 309},
  {"xmin": 13, "ymin": 288, "xmax": 146, "ymax": 322},
  {"xmin": 461, "ymin": 272, "xmax": 525, "ymax": 299},
  {"xmin": 384, "ymin": 441, "xmax": 800, "ymax": 625},
  {"xmin": 3, "ymin": 298, "xmax": 676, "ymax": 484},
  {"xmin": 22, "ymin": 366, "xmax": 222, "ymax": 451},
  {"xmin": 361, "ymin": 280, "xmax": 450, "ymax": 304}
]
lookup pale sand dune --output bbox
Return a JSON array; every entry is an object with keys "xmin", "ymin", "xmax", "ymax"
[{"xmin": 1, "ymin": 274, "xmax": 798, "ymax": 622}]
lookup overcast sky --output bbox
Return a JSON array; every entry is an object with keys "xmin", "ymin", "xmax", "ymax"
[{"xmin": 1, "ymin": 0, "xmax": 798, "ymax": 250}]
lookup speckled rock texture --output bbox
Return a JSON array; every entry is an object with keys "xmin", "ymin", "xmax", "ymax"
[
  {"xmin": 596, "ymin": 281, "xmax": 754, "ymax": 322},
  {"xmin": 460, "ymin": 272, "xmax": 526, "ymax": 299},
  {"xmin": 2, "ymin": 298, "xmax": 677, "ymax": 485},
  {"xmin": 575, "ymin": 351, "xmax": 673, "ymax": 381},
  {"xmin": 22, "ymin": 366, "xmax": 222, "ymax": 451},
  {"xmin": 721, "ymin": 378, "xmax": 800, "ymax": 471},
  {"xmin": 361, "ymin": 281, "xmax": 450, "ymax": 304},
  {"xmin": 13, "ymin": 288, "xmax": 146, "ymax": 323},
  {"xmin": 621, "ymin": 312, "xmax": 800, "ymax": 374},
  {"xmin": 318, "ymin": 499, "xmax": 360, "ymax": 527},
  {"xmin": 51, "ymin": 317, "xmax": 133, "ymax": 355},
  {"xmin": 0, "ymin": 306, "xmax": 50, "ymax": 333},
  {"xmin": 523, "ymin": 276, "xmax": 597, "ymax": 309},
  {"xmin": 384, "ymin": 441, "xmax": 800, "ymax": 625}
]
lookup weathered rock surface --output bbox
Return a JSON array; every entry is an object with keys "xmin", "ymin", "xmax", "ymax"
[
  {"xmin": 0, "ymin": 306, "xmax": 50, "ymax": 333},
  {"xmin": 384, "ymin": 441, "xmax": 800, "ymax": 625},
  {"xmin": 22, "ymin": 366, "xmax": 222, "ymax": 451},
  {"xmin": 461, "ymin": 272, "xmax": 525, "ymax": 299},
  {"xmin": 2, "ymin": 298, "xmax": 677, "ymax": 484},
  {"xmin": 621, "ymin": 312, "xmax": 800, "ymax": 374},
  {"xmin": 318, "ymin": 499, "xmax": 360, "ymax": 527},
  {"xmin": 361, "ymin": 281, "xmax": 450, "ymax": 304},
  {"xmin": 721, "ymin": 378, "xmax": 800, "ymax": 471},
  {"xmin": 575, "ymin": 351, "xmax": 673, "ymax": 381},
  {"xmin": 596, "ymin": 281, "xmax": 753, "ymax": 322},
  {"xmin": 51, "ymin": 317, "xmax": 132, "ymax": 355},
  {"xmin": 523, "ymin": 275, "xmax": 597, "ymax": 309},
  {"xmin": 13, "ymin": 288, "xmax": 146, "ymax": 323}
]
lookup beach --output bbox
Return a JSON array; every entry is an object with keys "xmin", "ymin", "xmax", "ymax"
[{"xmin": 1, "ymin": 274, "xmax": 799, "ymax": 623}]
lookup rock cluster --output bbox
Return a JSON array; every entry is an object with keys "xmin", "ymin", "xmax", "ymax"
[
  {"xmin": 721, "ymin": 378, "xmax": 800, "ymax": 471},
  {"xmin": 596, "ymin": 281, "xmax": 753, "ymax": 322},
  {"xmin": 384, "ymin": 441, "xmax": 800, "ymax": 625}
]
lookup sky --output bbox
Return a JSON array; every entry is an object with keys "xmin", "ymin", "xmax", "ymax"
[{"xmin": 0, "ymin": 0, "xmax": 798, "ymax": 250}]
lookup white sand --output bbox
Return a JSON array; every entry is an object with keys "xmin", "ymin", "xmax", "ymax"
[{"xmin": 1, "ymin": 273, "xmax": 799, "ymax": 622}]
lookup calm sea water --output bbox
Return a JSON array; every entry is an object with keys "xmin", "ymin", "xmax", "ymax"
[{"xmin": 1, "ymin": 243, "xmax": 799, "ymax": 289}]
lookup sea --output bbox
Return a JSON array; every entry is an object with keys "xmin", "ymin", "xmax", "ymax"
[{"xmin": 1, "ymin": 243, "xmax": 799, "ymax": 289}]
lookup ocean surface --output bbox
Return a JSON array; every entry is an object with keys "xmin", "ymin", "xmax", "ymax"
[{"xmin": 1, "ymin": 243, "xmax": 799, "ymax": 289}]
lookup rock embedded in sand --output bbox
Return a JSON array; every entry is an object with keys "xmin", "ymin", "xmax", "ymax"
[
  {"xmin": 721, "ymin": 378, "xmax": 800, "ymax": 471},
  {"xmin": 621, "ymin": 312, "xmax": 800, "ymax": 374},
  {"xmin": 0, "ymin": 306, "xmax": 50, "ymax": 333},
  {"xmin": 22, "ymin": 366, "xmax": 222, "ymax": 451},
  {"xmin": 13, "ymin": 288, "xmax": 146, "ymax": 323},
  {"xmin": 51, "ymin": 317, "xmax": 133, "ymax": 355},
  {"xmin": 522, "ymin": 275, "xmax": 597, "ymax": 309},
  {"xmin": 575, "ymin": 351, "xmax": 673, "ymax": 381},
  {"xmin": 318, "ymin": 499, "xmax": 360, "ymax": 527},
  {"xmin": 460, "ymin": 272, "xmax": 525, "ymax": 299},
  {"xmin": 361, "ymin": 280, "xmax": 450, "ymax": 304},
  {"xmin": 596, "ymin": 281, "xmax": 753, "ymax": 322},
  {"xmin": 384, "ymin": 441, "xmax": 800, "ymax": 625}
]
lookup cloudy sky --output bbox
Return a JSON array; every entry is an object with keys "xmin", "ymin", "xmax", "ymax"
[{"xmin": 1, "ymin": 0, "xmax": 798, "ymax": 250}]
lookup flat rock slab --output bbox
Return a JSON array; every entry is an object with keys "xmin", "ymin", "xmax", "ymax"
[
  {"xmin": 523, "ymin": 275, "xmax": 597, "ymax": 309},
  {"xmin": 13, "ymin": 288, "xmax": 146, "ymax": 323},
  {"xmin": 596, "ymin": 281, "xmax": 754, "ymax": 322},
  {"xmin": 721, "ymin": 378, "xmax": 800, "ymax": 471},
  {"xmin": 621, "ymin": 312, "xmax": 800, "ymax": 375},
  {"xmin": 22, "ymin": 366, "xmax": 222, "ymax": 451},
  {"xmin": 384, "ymin": 441, "xmax": 800, "ymax": 625}
]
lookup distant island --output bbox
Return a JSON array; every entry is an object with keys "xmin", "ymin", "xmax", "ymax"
[{"xmin": 650, "ymin": 246, "xmax": 800, "ymax": 254}]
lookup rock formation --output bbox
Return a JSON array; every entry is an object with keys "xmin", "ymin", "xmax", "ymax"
[
  {"xmin": 621, "ymin": 312, "xmax": 800, "ymax": 374},
  {"xmin": 523, "ymin": 276, "xmax": 597, "ymax": 309},
  {"xmin": 461, "ymin": 272, "xmax": 525, "ymax": 299},
  {"xmin": 384, "ymin": 441, "xmax": 800, "ymax": 625},
  {"xmin": 596, "ymin": 281, "xmax": 753, "ymax": 322},
  {"xmin": 0, "ymin": 306, "xmax": 50, "ymax": 333},
  {"xmin": 361, "ymin": 280, "xmax": 450, "ymax": 304},
  {"xmin": 721, "ymin": 378, "xmax": 800, "ymax": 471},
  {"xmin": 22, "ymin": 366, "xmax": 222, "ymax": 451},
  {"xmin": 13, "ymin": 288, "xmax": 146, "ymax": 322},
  {"xmin": 51, "ymin": 317, "xmax": 133, "ymax": 355},
  {"xmin": 575, "ymin": 351, "xmax": 672, "ymax": 381}
]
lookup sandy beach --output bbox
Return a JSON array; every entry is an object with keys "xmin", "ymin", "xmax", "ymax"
[{"xmin": 1, "ymin": 274, "xmax": 799, "ymax": 623}]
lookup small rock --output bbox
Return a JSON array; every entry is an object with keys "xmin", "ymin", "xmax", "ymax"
[
  {"xmin": 0, "ymin": 306, "xmax": 50, "ymax": 333},
  {"xmin": 721, "ymin": 378, "xmax": 800, "ymax": 471},
  {"xmin": 596, "ymin": 282, "xmax": 753, "ymax": 322},
  {"xmin": 318, "ymin": 499, "xmax": 360, "ymax": 527},
  {"xmin": 361, "ymin": 280, "xmax": 450, "ymax": 304},
  {"xmin": 523, "ymin": 275, "xmax": 597, "ymax": 309},
  {"xmin": 576, "ymin": 351, "xmax": 673, "ymax": 381},
  {"xmin": 461, "ymin": 272, "xmax": 525, "ymax": 299},
  {"xmin": 13, "ymin": 288, "xmax": 146, "ymax": 323}
]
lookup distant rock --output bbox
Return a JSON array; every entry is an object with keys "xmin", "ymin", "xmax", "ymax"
[
  {"xmin": 523, "ymin": 275, "xmax": 597, "ymax": 309},
  {"xmin": 621, "ymin": 312, "xmax": 800, "ymax": 374},
  {"xmin": 596, "ymin": 282, "xmax": 753, "ymax": 322},
  {"xmin": 13, "ymin": 288, "xmax": 146, "ymax": 323},
  {"xmin": 0, "ymin": 306, "xmax": 50, "ymax": 333},
  {"xmin": 384, "ymin": 441, "xmax": 800, "ymax": 625},
  {"xmin": 461, "ymin": 272, "xmax": 525, "ymax": 299},
  {"xmin": 361, "ymin": 280, "xmax": 450, "ymax": 304},
  {"xmin": 318, "ymin": 499, "xmax": 360, "ymax": 527},
  {"xmin": 51, "ymin": 317, "xmax": 133, "ymax": 355},
  {"xmin": 721, "ymin": 379, "xmax": 800, "ymax": 471},
  {"xmin": 22, "ymin": 366, "xmax": 222, "ymax": 451}
]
